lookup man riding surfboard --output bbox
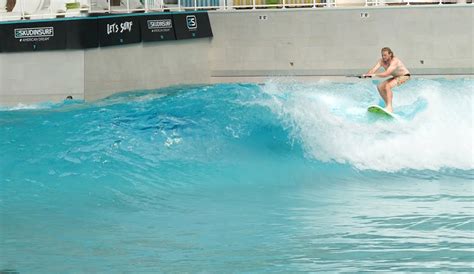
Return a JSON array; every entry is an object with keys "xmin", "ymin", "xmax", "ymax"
[{"xmin": 363, "ymin": 47, "xmax": 411, "ymax": 113}]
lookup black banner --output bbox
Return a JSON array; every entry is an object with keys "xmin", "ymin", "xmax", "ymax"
[
  {"xmin": 0, "ymin": 12, "xmax": 211, "ymax": 52},
  {"xmin": 66, "ymin": 18, "xmax": 99, "ymax": 49},
  {"xmin": 140, "ymin": 14, "xmax": 176, "ymax": 42},
  {"xmin": 0, "ymin": 20, "xmax": 67, "ymax": 52},
  {"xmin": 173, "ymin": 12, "xmax": 213, "ymax": 40},
  {"xmin": 98, "ymin": 16, "xmax": 141, "ymax": 47}
]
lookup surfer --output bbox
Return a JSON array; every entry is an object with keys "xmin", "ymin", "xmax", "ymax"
[{"xmin": 362, "ymin": 47, "xmax": 411, "ymax": 113}]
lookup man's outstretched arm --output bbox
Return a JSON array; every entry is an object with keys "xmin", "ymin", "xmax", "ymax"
[
  {"xmin": 363, "ymin": 60, "xmax": 381, "ymax": 77},
  {"xmin": 367, "ymin": 60, "xmax": 382, "ymax": 74}
]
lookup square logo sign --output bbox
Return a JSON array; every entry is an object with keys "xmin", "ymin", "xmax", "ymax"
[{"xmin": 186, "ymin": 15, "xmax": 197, "ymax": 30}]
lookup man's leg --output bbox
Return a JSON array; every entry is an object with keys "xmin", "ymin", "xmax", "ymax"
[
  {"xmin": 377, "ymin": 81, "xmax": 388, "ymax": 106},
  {"xmin": 385, "ymin": 78, "xmax": 399, "ymax": 113}
]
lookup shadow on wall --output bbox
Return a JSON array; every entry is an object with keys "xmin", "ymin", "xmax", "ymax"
[{"xmin": 6, "ymin": 0, "xmax": 16, "ymax": 12}]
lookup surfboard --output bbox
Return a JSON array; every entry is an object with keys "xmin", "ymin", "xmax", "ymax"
[{"xmin": 367, "ymin": 105, "xmax": 395, "ymax": 118}]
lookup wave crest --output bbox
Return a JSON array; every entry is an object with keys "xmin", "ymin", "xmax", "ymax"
[{"xmin": 260, "ymin": 78, "xmax": 474, "ymax": 172}]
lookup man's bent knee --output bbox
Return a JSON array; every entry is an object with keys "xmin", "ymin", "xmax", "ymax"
[
  {"xmin": 377, "ymin": 83, "xmax": 385, "ymax": 91},
  {"xmin": 387, "ymin": 80, "xmax": 397, "ymax": 89}
]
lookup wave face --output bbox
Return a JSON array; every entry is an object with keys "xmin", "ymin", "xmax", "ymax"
[
  {"xmin": 259, "ymin": 78, "xmax": 473, "ymax": 172},
  {"xmin": 0, "ymin": 79, "xmax": 473, "ymax": 272}
]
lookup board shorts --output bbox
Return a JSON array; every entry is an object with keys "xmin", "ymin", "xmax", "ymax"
[{"xmin": 392, "ymin": 74, "xmax": 411, "ymax": 87}]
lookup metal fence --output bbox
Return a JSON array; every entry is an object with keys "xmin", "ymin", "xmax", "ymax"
[{"xmin": 0, "ymin": 0, "xmax": 471, "ymax": 21}]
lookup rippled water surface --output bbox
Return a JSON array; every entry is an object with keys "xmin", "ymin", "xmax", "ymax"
[{"xmin": 1, "ymin": 79, "xmax": 473, "ymax": 272}]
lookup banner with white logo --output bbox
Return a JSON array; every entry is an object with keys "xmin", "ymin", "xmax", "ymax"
[
  {"xmin": 172, "ymin": 12, "xmax": 213, "ymax": 40},
  {"xmin": 98, "ymin": 16, "xmax": 141, "ymax": 47},
  {"xmin": 140, "ymin": 14, "xmax": 176, "ymax": 42},
  {"xmin": 0, "ymin": 20, "xmax": 67, "ymax": 52},
  {"xmin": 0, "ymin": 12, "xmax": 212, "ymax": 52}
]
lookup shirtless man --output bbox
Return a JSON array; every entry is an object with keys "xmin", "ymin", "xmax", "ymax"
[{"xmin": 363, "ymin": 47, "xmax": 411, "ymax": 113}]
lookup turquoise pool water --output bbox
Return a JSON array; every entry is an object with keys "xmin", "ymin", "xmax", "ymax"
[{"xmin": 1, "ymin": 78, "xmax": 473, "ymax": 272}]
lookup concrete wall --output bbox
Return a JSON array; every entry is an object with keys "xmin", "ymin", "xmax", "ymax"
[
  {"xmin": 84, "ymin": 39, "xmax": 211, "ymax": 101},
  {"xmin": 0, "ymin": 50, "xmax": 84, "ymax": 105},
  {"xmin": 0, "ymin": 38, "xmax": 211, "ymax": 105},
  {"xmin": 0, "ymin": 5, "xmax": 473, "ymax": 106},
  {"xmin": 209, "ymin": 5, "xmax": 474, "ymax": 80}
]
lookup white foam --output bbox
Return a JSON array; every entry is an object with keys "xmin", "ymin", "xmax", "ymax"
[
  {"xmin": 1, "ymin": 103, "xmax": 47, "ymax": 111},
  {"xmin": 259, "ymin": 78, "xmax": 474, "ymax": 172}
]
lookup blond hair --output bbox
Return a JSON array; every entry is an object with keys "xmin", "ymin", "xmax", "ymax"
[{"xmin": 381, "ymin": 47, "xmax": 394, "ymax": 58}]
